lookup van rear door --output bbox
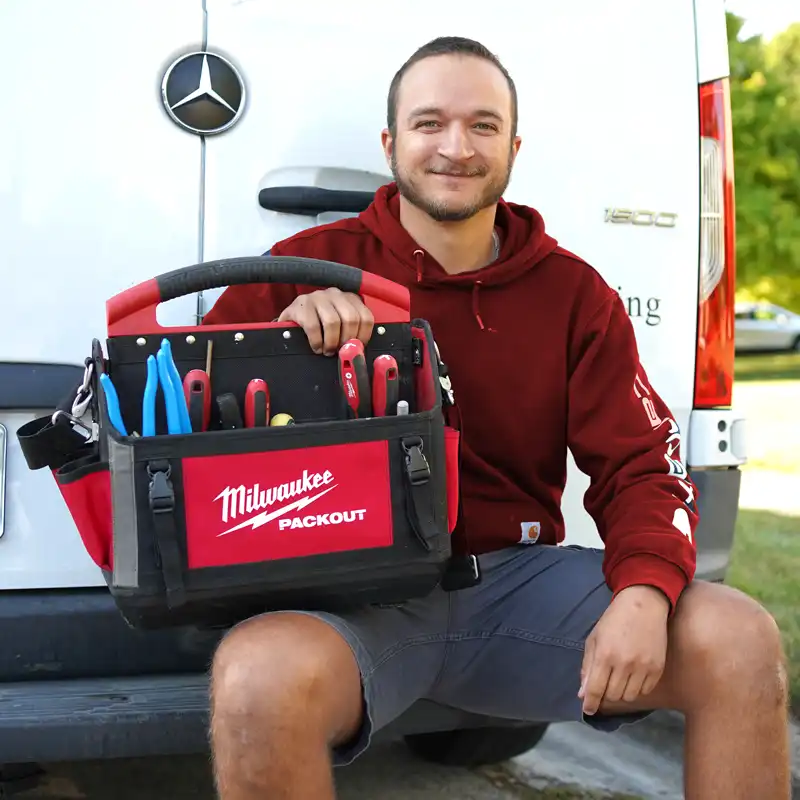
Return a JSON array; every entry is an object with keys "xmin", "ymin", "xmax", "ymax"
[
  {"xmin": 0, "ymin": 1, "xmax": 204, "ymax": 588},
  {"xmin": 201, "ymin": 0, "xmax": 700, "ymax": 548}
]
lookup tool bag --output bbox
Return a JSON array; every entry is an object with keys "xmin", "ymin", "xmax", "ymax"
[{"xmin": 17, "ymin": 256, "xmax": 472, "ymax": 630}]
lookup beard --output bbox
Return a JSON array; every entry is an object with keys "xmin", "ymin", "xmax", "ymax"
[{"xmin": 390, "ymin": 147, "xmax": 514, "ymax": 222}]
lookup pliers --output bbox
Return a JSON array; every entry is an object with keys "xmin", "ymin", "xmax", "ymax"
[{"xmin": 142, "ymin": 339, "xmax": 192, "ymax": 436}]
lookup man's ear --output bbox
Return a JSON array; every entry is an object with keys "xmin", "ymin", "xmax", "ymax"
[{"xmin": 381, "ymin": 129, "xmax": 393, "ymax": 167}]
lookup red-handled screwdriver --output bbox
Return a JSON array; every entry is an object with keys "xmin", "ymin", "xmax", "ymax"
[
  {"xmin": 372, "ymin": 354, "xmax": 400, "ymax": 417},
  {"xmin": 183, "ymin": 370, "xmax": 211, "ymax": 432},
  {"xmin": 245, "ymin": 379, "xmax": 270, "ymax": 427},
  {"xmin": 338, "ymin": 339, "xmax": 372, "ymax": 418}
]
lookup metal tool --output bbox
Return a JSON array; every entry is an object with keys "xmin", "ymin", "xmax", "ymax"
[
  {"xmin": 372, "ymin": 354, "xmax": 399, "ymax": 417},
  {"xmin": 142, "ymin": 354, "xmax": 159, "ymax": 436},
  {"xmin": 244, "ymin": 379, "xmax": 270, "ymax": 427},
  {"xmin": 160, "ymin": 339, "xmax": 192, "ymax": 434},
  {"xmin": 156, "ymin": 349, "xmax": 183, "ymax": 434},
  {"xmin": 183, "ymin": 369, "xmax": 211, "ymax": 432},
  {"xmin": 337, "ymin": 339, "xmax": 372, "ymax": 419},
  {"xmin": 99, "ymin": 373, "xmax": 128, "ymax": 436}
]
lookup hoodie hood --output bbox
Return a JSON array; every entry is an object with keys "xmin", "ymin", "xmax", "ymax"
[
  {"xmin": 360, "ymin": 183, "xmax": 558, "ymax": 287},
  {"xmin": 359, "ymin": 183, "xmax": 558, "ymax": 330}
]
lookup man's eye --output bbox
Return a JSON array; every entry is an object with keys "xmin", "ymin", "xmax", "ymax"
[
  {"xmin": 474, "ymin": 122, "xmax": 497, "ymax": 131},
  {"xmin": 416, "ymin": 120, "xmax": 440, "ymax": 129}
]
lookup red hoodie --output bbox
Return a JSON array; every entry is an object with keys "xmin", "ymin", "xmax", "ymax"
[{"xmin": 203, "ymin": 183, "xmax": 698, "ymax": 612}]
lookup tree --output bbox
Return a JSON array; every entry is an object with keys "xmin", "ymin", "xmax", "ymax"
[{"xmin": 726, "ymin": 12, "xmax": 800, "ymax": 311}]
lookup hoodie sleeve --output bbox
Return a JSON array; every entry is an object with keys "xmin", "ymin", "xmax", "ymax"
[
  {"xmin": 201, "ymin": 244, "xmax": 300, "ymax": 326},
  {"xmin": 567, "ymin": 292, "xmax": 698, "ymax": 614}
]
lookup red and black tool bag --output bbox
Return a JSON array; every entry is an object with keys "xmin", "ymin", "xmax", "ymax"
[{"xmin": 17, "ymin": 256, "xmax": 466, "ymax": 630}]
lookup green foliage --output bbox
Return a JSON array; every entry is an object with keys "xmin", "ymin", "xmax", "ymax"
[{"xmin": 727, "ymin": 13, "xmax": 800, "ymax": 312}]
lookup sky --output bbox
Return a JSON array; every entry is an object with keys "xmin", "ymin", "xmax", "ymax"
[{"xmin": 724, "ymin": 0, "xmax": 800, "ymax": 39}]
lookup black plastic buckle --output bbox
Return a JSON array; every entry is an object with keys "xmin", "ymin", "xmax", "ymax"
[
  {"xmin": 402, "ymin": 437, "xmax": 430, "ymax": 485},
  {"xmin": 441, "ymin": 554, "xmax": 482, "ymax": 592},
  {"xmin": 147, "ymin": 462, "xmax": 174, "ymax": 513}
]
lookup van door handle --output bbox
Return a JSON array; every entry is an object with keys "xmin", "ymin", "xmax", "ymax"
[{"xmin": 258, "ymin": 187, "xmax": 375, "ymax": 217}]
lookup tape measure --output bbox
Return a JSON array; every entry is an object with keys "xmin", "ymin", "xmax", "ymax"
[{"xmin": 270, "ymin": 413, "xmax": 295, "ymax": 427}]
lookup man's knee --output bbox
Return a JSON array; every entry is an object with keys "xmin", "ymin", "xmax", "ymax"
[
  {"xmin": 210, "ymin": 612, "xmax": 364, "ymax": 744},
  {"xmin": 672, "ymin": 582, "xmax": 787, "ymax": 709}
]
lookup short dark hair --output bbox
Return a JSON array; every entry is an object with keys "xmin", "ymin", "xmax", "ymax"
[{"xmin": 386, "ymin": 36, "xmax": 518, "ymax": 138}]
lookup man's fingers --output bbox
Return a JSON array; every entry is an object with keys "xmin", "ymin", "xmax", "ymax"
[
  {"xmin": 602, "ymin": 665, "xmax": 633, "ymax": 704},
  {"xmin": 312, "ymin": 296, "xmax": 343, "ymax": 356},
  {"xmin": 328, "ymin": 292, "xmax": 371, "ymax": 348},
  {"xmin": 621, "ymin": 669, "xmax": 649, "ymax": 704},
  {"xmin": 278, "ymin": 299, "xmax": 324, "ymax": 354},
  {"xmin": 277, "ymin": 289, "xmax": 374, "ymax": 355},
  {"xmin": 579, "ymin": 635, "xmax": 595, "ymax": 698},
  {"xmin": 639, "ymin": 666, "xmax": 665, "ymax": 697},
  {"xmin": 581, "ymin": 656, "xmax": 611, "ymax": 716},
  {"xmin": 351, "ymin": 295, "xmax": 375, "ymax": 344}
]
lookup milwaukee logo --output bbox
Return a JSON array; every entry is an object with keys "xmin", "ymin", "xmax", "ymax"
[{"xmin": 215, "ymin": 469, "xmax": 338, "ymax": 536}]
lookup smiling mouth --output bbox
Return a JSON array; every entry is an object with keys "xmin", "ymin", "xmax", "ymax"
[{"xmin": 429, "ymin": 171, "xmax": 483, "ymax": 178}]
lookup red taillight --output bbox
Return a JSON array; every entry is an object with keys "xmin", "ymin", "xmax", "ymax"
[{"xmin": 695, "ymin": 78, "xmax": 736, "ymax": 409}]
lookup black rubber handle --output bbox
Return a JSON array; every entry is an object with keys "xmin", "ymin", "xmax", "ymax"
[
  {"xmin": 155, "ymin": 256, "xmax": 363, "ymax": 303},
  {"xmin": 258, "ymin": 187, "xmax": 375, "ymax": 217},
  {"xmin": 107, "ymin": 255, "xmax": 409, "ymax": 336}
]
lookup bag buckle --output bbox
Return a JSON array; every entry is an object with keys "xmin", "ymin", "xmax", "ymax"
[
  {"xmin": 147, "ymin": 463, "xmax": 175, "ymax": 513},
  {"xmin": 402, "ymin": 437, "xmax": 430, "ymax": 485},
  {"xmin": 51, "ymin": 409, "xmax": 93, "ymax": 437},
  {"xmin": 441, "ymin": 554, "xmax": 482, "ymax": 591}
]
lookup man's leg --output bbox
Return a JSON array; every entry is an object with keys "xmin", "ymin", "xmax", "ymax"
[
  {"xmin": 210, "ymin": 613, "xmax": 361, "ymax": 799},
  {"xmin": 209, "ymin": 594, "xmax": 450, "ymax": 800},
  {"xmin": 426, "ymin": 545, "xmax": 789, "ymax": 800},
  {"xmin": 597, "ymin": 579, "xmax": 790, "ymax": 799}
]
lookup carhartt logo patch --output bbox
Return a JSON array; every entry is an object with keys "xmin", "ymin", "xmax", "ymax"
[{"xmin": 519, "ymin": 522, "xmax": 541, "ymax": 544}]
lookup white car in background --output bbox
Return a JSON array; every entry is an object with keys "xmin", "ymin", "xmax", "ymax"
[{"xmin": 735, "ymin": 302, "xmax": 800, "ymax": 353}]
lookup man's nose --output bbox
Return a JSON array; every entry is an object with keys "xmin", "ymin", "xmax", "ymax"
[{"xmin": 438, "ymin": 123, "xmax": 474, "ymax": 161}]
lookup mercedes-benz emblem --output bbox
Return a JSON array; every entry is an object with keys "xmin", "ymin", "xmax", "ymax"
[{"xmin": 161, "ymin": 51, "xmax": 246, "ymax": 135}]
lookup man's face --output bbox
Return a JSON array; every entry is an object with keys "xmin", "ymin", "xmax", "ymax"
[{"xmin": 384, "ymin": 54, "xmax": 521, "ymax": 222}]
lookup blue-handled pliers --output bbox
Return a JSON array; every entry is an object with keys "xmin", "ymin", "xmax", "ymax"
[
  {"xmin": 99, "ymin": 373, "xmax": 128, "ymax": 437},
  {"xmin": 142, "ymin": 339, "xmax": 193, "ymax": 436}
]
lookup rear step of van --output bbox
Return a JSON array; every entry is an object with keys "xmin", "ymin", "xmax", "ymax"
[{"xmin": 0, "ymin": 674, "xmax": 211, "ymax": 763}]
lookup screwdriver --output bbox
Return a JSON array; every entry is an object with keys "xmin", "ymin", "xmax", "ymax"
[
  {"xmin": 372, "ymin": 354, "xmax": 400, "ymax": 417},
  {"xmin": 183, "ymin": 370, "xmax": 211, "ymax": 432},
  {"xmin": 337, "ymin": 339, "xmax": 372, "ymax": 418},
  {"xmin": 245, "ymin": 379, "xmax": 270, "ymax": 427}
]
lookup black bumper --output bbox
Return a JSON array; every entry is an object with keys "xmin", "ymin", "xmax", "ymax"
[{"xmin": 0, "ymin": 467, "xmax": 742, "ymax": 763}]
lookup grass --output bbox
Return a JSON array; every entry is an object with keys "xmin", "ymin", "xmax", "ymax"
[
  {"xmin": 728, "ymin": 509, "xmax": 800, "ymax": 716},
  {"xmin": 726, "ymin": 349, "xmax": 800, "ymax": 714},
  {"xmin": 735, "ymin": 350, "xmax": 800, "ymax": 383}
]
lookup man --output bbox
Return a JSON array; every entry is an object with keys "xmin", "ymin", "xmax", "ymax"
[{"xmin": 203, "ymin": 36, "xmax": 790, "ymax": 800}]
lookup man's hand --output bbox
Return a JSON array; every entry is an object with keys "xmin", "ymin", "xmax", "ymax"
[
  {"xmin": 578, "ymin": 585, "xmax": 670, "ymax": 716},
  {"xmin": 277, "ymin": 288, "xmax": 374, "ymax": 356}
]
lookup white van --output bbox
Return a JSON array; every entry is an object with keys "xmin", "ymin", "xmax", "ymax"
[{"xmin": 0, "ymin": 0, "xmax": 747, "ymax": 776}]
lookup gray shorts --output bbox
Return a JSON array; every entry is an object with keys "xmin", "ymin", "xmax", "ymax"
[{"xmin": 267, "ymin": 544, "xmax": 653, "ymax": 765}]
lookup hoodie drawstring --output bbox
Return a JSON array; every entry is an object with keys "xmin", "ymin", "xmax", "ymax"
[
  {"xmin": 471, "ymin": 283, "xmax": 485, "ymax": 330},
  {"xmin": 413, "ymin": 249, "xmax": 424, "ymax": 283},
  {"xmin": 472, "ymin": 281, "xmax": 497, "ymax": 332}
]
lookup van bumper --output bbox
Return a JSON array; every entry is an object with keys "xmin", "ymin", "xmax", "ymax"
[
  {"xmin": 689, "ymin": 466, "xmax": 742, "ymax": 583},
  {"xmin": 0, "ymin": 466, "xmax": 742, "ymax": 764}
]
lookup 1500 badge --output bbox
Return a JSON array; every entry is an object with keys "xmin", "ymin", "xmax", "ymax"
[{"xmin": 605, "ymin": 208, "xmax": 678, "ymax": 227}]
